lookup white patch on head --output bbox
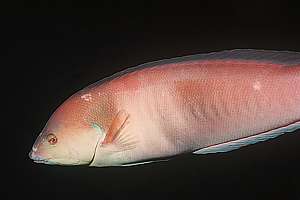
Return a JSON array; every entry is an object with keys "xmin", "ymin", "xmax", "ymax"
[
  {"xmin": 253, "ymin": 81, "xmax": 261, "ymax": 91},
  {"xmin": 32, "ymin": 146, "xmax": 37, "ymax": 152},
  {"xmin": 81, "ymin": 93, "xmax": 93, "ymax": 102}
]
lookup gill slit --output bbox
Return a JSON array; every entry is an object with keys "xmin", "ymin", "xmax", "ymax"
[{"xmin": 88, "ymin": 135, "xmax": 101, "ymax": 166}]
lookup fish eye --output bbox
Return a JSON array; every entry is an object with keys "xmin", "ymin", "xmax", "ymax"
[{"xmin": 46, "ymin": 133, "xmax": 57, "ymax": 145}]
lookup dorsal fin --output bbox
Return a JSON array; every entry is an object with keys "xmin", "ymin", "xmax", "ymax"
[
  {"xmin": 138, "ymin": 49, "xmax": 300, "ymax": 67},
  {"xmin": 82, "ymin": 49, "xmax": 300, "ymax": 91}
]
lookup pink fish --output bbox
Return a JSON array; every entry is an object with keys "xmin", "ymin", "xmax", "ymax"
[{"xmin": 29, "ymin": 49, "xmax": 300, "ymax": 167}]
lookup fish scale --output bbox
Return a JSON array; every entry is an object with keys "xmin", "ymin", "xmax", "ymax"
[{"xmin": 29, "ymin": 49, "xmax": 300, "ymax": 167}]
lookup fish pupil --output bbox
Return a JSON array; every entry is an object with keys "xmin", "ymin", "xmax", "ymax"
[{"xmin": 47, "ymin": 133, "xmax": 57, "ymax": 145}]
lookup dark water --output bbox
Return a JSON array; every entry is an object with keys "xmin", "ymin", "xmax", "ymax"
[{"xmin": 4, "ymin": 1, "xmax": 300, "ymax": 200}]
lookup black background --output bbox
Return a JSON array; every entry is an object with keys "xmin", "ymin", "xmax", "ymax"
[{"xmin": 3, "ymin": 1, "xmax": 300, "ymax": 200}]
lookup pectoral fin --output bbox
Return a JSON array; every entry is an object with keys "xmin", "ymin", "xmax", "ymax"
[
  {"xmin": 89, "ymin": 110, "xmax": 138, "ymax": 167},
  {"xmin": 102, "ymin": 110, "xmax": 137, "ymax": 150}
]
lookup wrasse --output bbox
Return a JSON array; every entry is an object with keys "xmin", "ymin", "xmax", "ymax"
[{"xmin": 29, "ymin": 49, "xmax": 300, "ymax": 167}]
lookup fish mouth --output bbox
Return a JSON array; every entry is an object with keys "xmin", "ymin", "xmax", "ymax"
[
  {"xmin": 28, "ymin": 150, "xmax": 57, "ymax": 165},
  {"xmin": 32, "ymin": 158, "xmax": 57, "ymax": 165},
  {"xmin": 33, "ymin": 159, "xmax": 56, "ymax": 165},
  {"xmin": 33, "ymin": 158, "xmax": 58, "ymax": 165}
]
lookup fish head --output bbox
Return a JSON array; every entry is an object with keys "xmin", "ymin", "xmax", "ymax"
[{"xmin": 29, "ymin": 99, "xmax": 103, "ymax": 166}]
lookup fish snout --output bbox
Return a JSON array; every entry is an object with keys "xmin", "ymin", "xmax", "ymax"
[
  {"xmin": 28, "ymin": 149, "xmax": 47, "ymax": 163},
  {"xmin": 28, "ymin": 149, "xmax": 40, "ymax": 160}
]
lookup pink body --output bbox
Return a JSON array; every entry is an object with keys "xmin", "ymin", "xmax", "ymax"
[
  {"xmin": 67, "ymin": 60, "xmax": 300, "ymax": 164},
  {"xmin": 29, "ymin": 50, "xmax": 300, "ymax": 166}
]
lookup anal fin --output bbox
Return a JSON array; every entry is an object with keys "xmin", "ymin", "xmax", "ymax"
[
  {"xmin": 193, "ymin": 121, "xmax": 300, "ymax": 154},
  {"xmin": 121, "ymin": 158, "xmax": 170, "ymax": 167}
]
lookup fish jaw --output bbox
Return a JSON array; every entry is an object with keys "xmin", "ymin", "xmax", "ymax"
[
  {"xmin": 28, "ymin": 149, "xmax": 84, "ymax": 165},
  {"xmin": 28, "ymin": 150, "xmax": 58, "ymax": 165}
]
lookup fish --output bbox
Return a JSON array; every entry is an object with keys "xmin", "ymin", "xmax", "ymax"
[{"xmin": 28, "ymin": 49, "xmax": 300, "ymax": 167}]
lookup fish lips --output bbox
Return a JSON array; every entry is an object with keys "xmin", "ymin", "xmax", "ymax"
[{"xmin": 28, "ymin": 150, "xmax": 57, "ymax": 165}]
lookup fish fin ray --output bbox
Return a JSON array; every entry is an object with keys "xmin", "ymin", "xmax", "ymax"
[
  {"xmin": 193, "ymin": 121, "xmax": 300, "ymax": 154},
  {"xmin": 194, "ymin": 49, "xmax": 300, "ymax": 65},
  {"xmin": 121, "ymin": 158, "xmax": 170, "ymax": 167},
  {"xmin": 82, "ymin": 49, "xmax": 300, "ymax": 91},
  {"xmin": 102, "ymin": 110, "xmax": 138, "ymax": 150}
]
